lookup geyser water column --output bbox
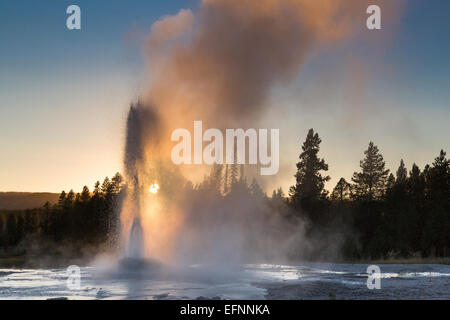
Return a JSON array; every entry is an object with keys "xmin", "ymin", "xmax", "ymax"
[
  {"xmin": 122, "ymin": 102, "xmax": 159, "ymax": 259},
  {"xmin": 128, "ymin": 216, "xmax": 144, "ymax": 258}
]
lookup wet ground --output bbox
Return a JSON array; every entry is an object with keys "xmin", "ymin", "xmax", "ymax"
[{"xmin": 0, "ymin": 262, "xmax": 449, "ymax": 299}]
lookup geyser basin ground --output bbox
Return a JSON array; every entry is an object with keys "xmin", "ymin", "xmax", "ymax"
[{"xmin": 0, "ymin": 263, "xmax": 449, "ymax": 300}]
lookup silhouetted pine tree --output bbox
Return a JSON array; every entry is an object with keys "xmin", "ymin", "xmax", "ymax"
[
  {"xmin": 223, "ymin": 164, "xmax": 229, "ymax": 194},
  {"xmin": 250, "ymin": 178, "xmax": 265, "ymax": 198},
  {"xmin": 65, "ymin": 190, "xmax": 75, "ymax": 210},
  {"xmin": 331, "ymin": 178, "xmax": 351, "ymax": 202},
  {"xmin": 421, "ymin": 150, "xmax": 450, "ymax": 256},
  {"xmin": 386, "ymin": 173, "xmax": 396, "ymax": 191},
  {"xmin": 396, "ymin": 159, "xmax": 407, "ymax": 183},
  {"xmin": 58, "ymin": 191, "xmax": 66, "ymax": 209},
  {"xmin": 351, "ymin": 142, "xmax": 389, "ymax": 200},
  {"xmin": 289, "ymin": 129, "xmax": 330, "ymax": 206},
  {"xmin": 210, "ymin": 164, "xmax": 223, "ymax": 194},
  {"xmin": 407, "ymin": 163, "xmax": 426, "ymax": 251},
  {"xmin": 80, "ymin": 186, "xmax": 90, "ymax": 203},
  {"xmin": 229, "ymin": 163, "xmax": 239, "ymax": 191}
]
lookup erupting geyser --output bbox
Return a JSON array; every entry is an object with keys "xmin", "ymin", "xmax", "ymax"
[
  {"xmin": 128, "ymin": 218, "xmax": 144, "ymax": 258},
  {"xmin": 121, "ymin": 102, "xmax": 159, "ymax": 261},
  {"xmin": 115, "ymin": 0, "xmax": 407, "ymax": 270}
]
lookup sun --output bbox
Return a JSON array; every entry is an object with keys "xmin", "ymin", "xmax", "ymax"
[{"xmin": 149, "ymin": 183, "xmax": 160, "ymax": 194}]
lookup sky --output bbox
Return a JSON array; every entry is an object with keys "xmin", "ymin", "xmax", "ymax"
[{"xmin": 0, "ymin": 0, "xmax": 449, "ymax": 193}]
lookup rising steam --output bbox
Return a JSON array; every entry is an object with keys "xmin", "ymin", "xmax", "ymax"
[
  {"xmin": 119, "ymin": 0, "xmax": 404, "ymax": 265},
  {"xmin": 143, "ymin": 0, "xmax": 399, "ymax": 127}
]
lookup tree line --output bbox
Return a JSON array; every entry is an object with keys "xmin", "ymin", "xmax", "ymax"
[
  {"xmin": 0, "ymin": 173, "xmax": 124, "ymax": 259},
  {"xmin": 288, "ymin": 129, "xmax": 450, "ymax": 259},
  {"xmin": 0, "ymin": 130, "xmax": 449, "ymax": 261}
]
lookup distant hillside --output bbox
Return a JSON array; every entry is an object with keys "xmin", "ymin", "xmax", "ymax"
[{"xmin": 0, "ymin": 192, "xmax": 60, "ymax": 210}]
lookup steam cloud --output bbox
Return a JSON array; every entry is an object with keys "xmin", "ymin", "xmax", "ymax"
[
  {"xmin": 144, "ymin": 0, "xmax": 375, "ymax": 127},
  {"xmin": 119, "ymin": 0, "xmax": 404, "ymax": 265}
]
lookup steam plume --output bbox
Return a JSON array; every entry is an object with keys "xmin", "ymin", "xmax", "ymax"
[
  {"xmin": 119, "ymin": 0, "xmax": 404, "ymax": 263},
  {"xmin": 143, "ymin": 0, "xmax": 400, "ymax": 128}
]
